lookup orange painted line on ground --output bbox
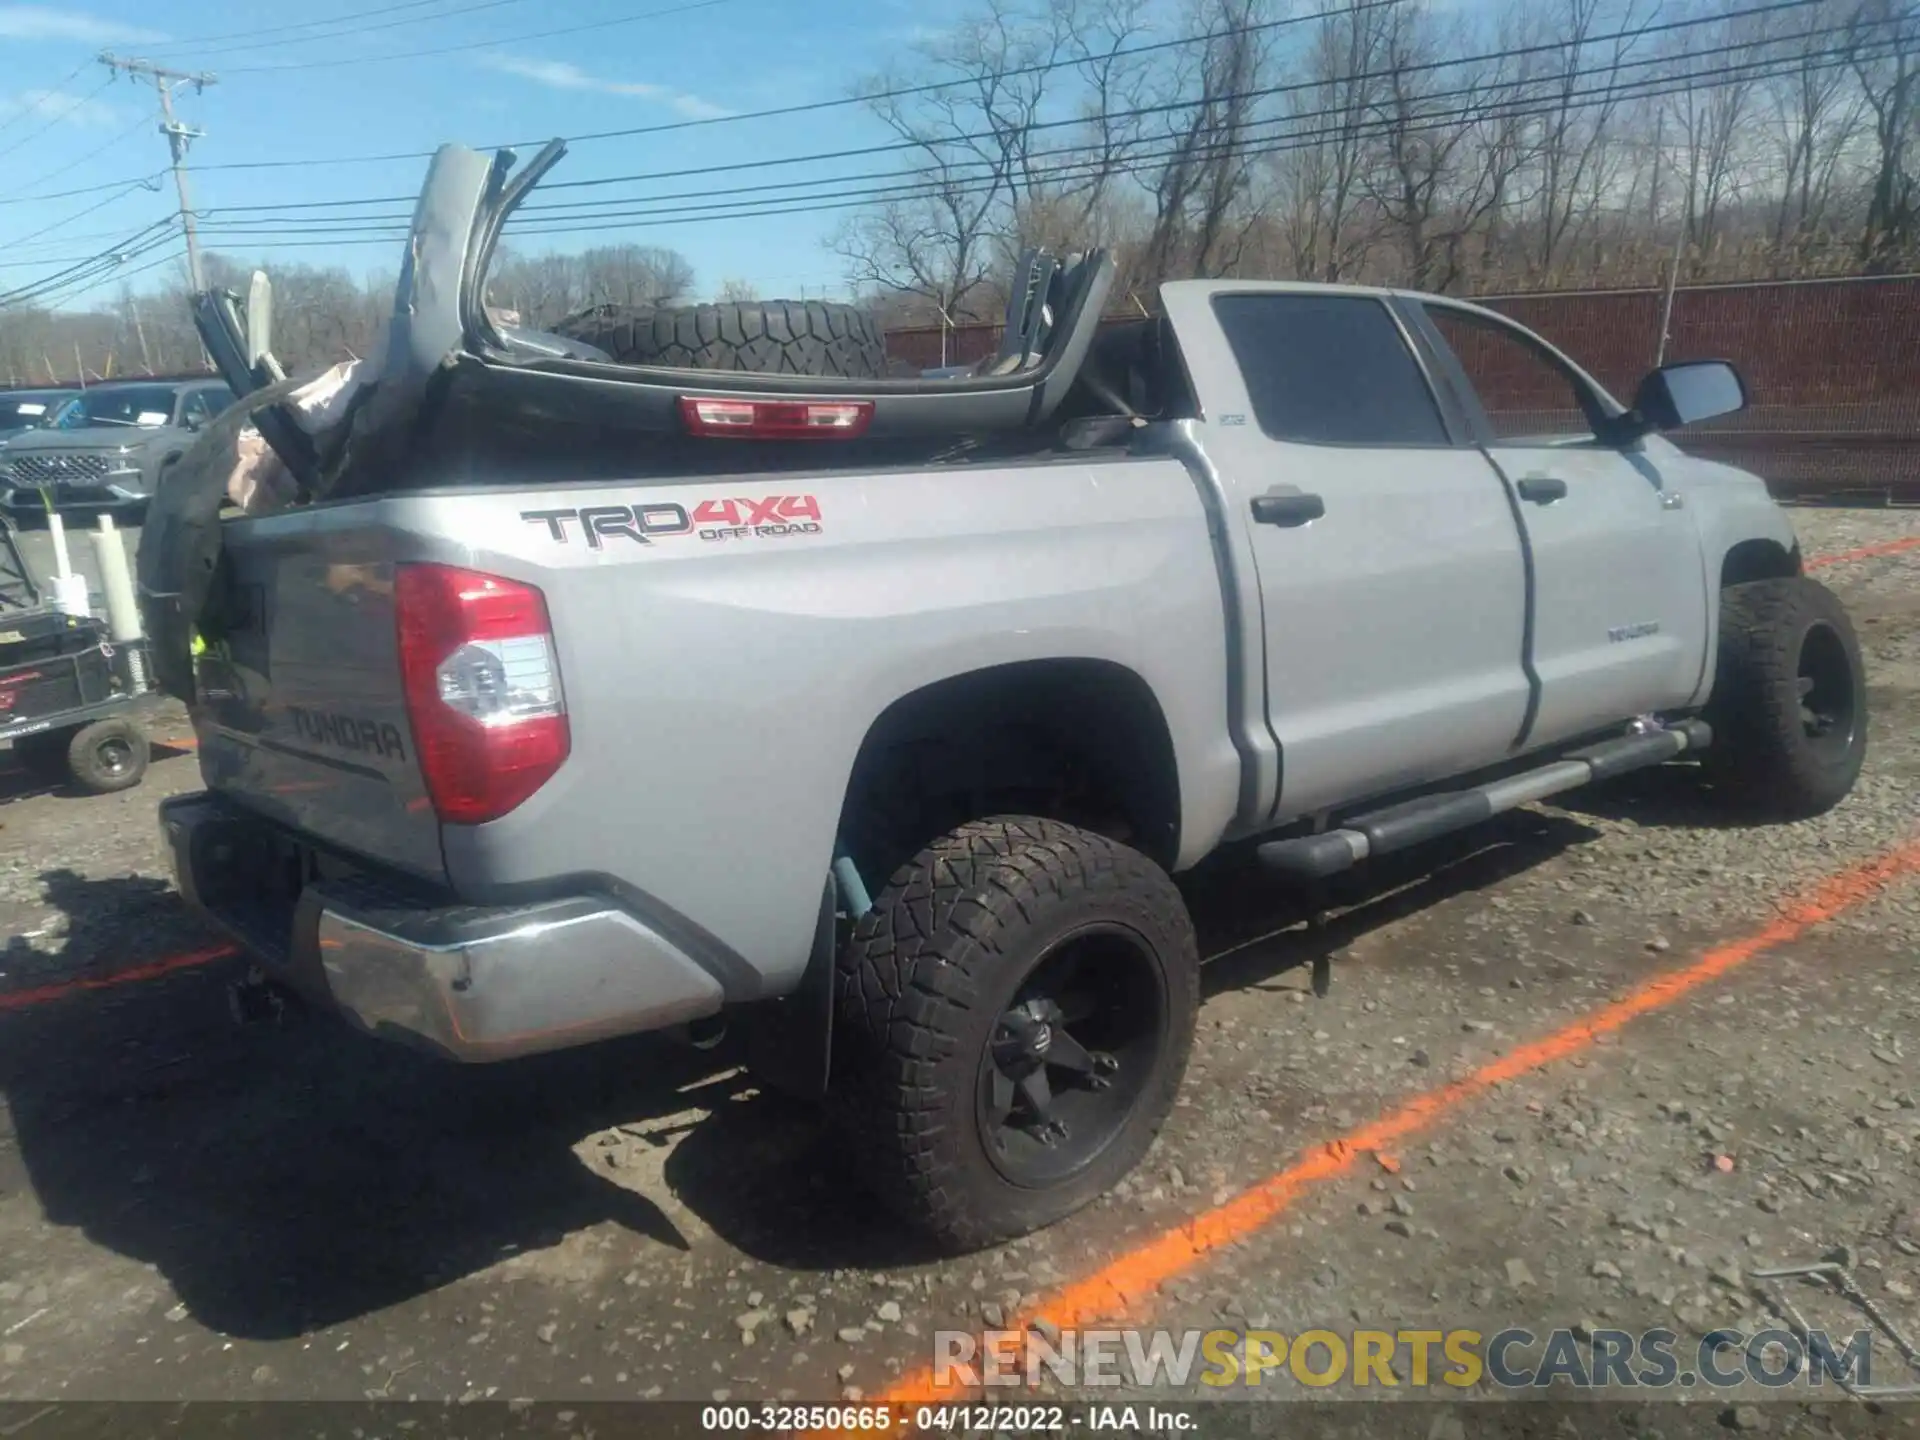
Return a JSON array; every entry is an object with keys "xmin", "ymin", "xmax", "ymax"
[
  {"xmin": 866, "ymin": 837, "xmax": 1920, "ymax": 1413},
  {"xmin": 0, "ymin": 943, "xmax": 237, "ymax": 1015},
  {"xmin": 1806, "ymin": 535, "xmax": 1920, "ymax": 570}
]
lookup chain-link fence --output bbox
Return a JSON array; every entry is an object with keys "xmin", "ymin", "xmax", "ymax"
[{"xmin": 887, "ymin": 274, "xmax": 1920, "ymax": 504}]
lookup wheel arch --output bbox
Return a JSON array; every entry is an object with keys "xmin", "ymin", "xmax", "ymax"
[
  {"xmin": 1686, "ymin": 485, "xmax": 1805, "ymax": 710},
  {"xmin": 834, "ymin": 657, "xmax": 1184, "ymax": 887},
  {"xmin": 1720, "ymin": 535, "xmax": 1804, "ymax": 589}
]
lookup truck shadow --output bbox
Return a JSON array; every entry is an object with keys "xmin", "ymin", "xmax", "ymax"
[
  {"xmin": 0, "ymin": 870, "xmax": 716, "ymax": 1341},
  {"xmin": 0, "ymin": 809, "xmax": 1596, "ymax": 1338},
  {"xmin": 661, "ymin": 807, "xmax": 1600, "ymax": 1270},
  {"xmin": 1548, "ymin": 762, "xmax": 1768, "ymax": 831}
]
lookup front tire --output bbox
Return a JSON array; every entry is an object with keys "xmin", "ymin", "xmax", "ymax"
[
  {"xmin": 1702, "ymin": 576, "xmax": 1867, "ymax": 820},
  {"xmin": 832, "ymin": 817, "xmax": 1198, "ymax": 1253}
]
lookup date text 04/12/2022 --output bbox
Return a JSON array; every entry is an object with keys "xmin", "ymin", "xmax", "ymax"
[
  {"xmin": 693, "ymin": 1404, "xmax": 1198, "ymax": 1434},
  {"xmin": 909, "ymin": 1406, "xmax": 1198, "ymax": 1434}
]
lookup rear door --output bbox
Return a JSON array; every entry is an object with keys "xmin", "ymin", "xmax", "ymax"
[
  {"xmin": 1413, "ymin": 301, "xmax": 1710, "ymax": 750},
  {"xmin": 1164, "ymin": 285, "xmax": 1534, "ymax": 823}
]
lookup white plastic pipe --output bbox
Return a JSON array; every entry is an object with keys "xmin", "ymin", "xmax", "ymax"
[
  {"xmin": 46, "ymin": 509, "xmax": 72, "ymax": 579},
  {"xmin": 91, "ymin": 514, "xmax": 142, "ymax": 642}
]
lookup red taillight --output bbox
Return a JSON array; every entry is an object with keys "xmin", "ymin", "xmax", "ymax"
[
  {"xmin": 678, "ymin": 395, "xmax": 873, "ymax": 440},
  {"xmin": 395, "ymin": 563, "xmax": 569, "ymax": 826}
]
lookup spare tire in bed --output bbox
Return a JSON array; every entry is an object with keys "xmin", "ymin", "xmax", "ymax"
[{"xmin": 552, "ymin": 300, "xmax": 887, "ymax": 379}]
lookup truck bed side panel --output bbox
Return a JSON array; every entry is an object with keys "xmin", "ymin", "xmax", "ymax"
[{"xmin": 210, "ymin": 455, "xmax": 1241, "ymax": 999}]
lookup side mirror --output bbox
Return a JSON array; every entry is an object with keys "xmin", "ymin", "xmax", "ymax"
[{"xmin": 1632, "ymin": 360, "xmax": 1748, "ymax": 434}]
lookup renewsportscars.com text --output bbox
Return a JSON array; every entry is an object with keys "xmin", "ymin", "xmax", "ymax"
[{"xmin": 933, "ymin": 1326, "xmax": 1877, "ymax": 1391}]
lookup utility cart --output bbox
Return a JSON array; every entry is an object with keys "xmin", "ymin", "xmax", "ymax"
[{"xmin": 0, "ymin": 515, "xmax": 154, "ymax": 793}]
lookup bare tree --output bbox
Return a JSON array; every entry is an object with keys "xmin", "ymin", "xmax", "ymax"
[
  {"xmin": 1849, "ymin": 0, "xmax": 1919, "ymax": 268},
  {"xmin": 1267, "ymin": 0, "xmax": 1394, "ymax": 282},
  {"xmin": 835, "ymin": 0, "xmax": 1083, "ymax": 321},
  {"xmin": 1363, "ymin": 0, "xmax": 1536, "ymax": 291},
  {"xmin": 1659, "ymin": 0, "xmax": 1770, "ymax": 255},
  {"xmin": 1526, "ymin": 0, "xmax": 1654, "ymax": 276},
  {"xmin": 1766, "ymin": 2, "xmax": 1869, "ymax": 251},
  {"xmin": 1134, "ymin": 0, "xmax": 1275, "ymax": 286},
  {"xmin": 488, "ymin": 244, "xmax": 695, "ymax": 325}
]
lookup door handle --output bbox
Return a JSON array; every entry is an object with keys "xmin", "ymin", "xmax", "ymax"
[
  {"xmin": 1251, "ymin": 487, "xmax": 1325, "ymax": 527},
  {"xmin": 1515, "ymin": 476, "xmax": 1568, "ymax": 504}
]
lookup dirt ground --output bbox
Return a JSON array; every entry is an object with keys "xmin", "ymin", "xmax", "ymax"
[{"xmin": 0, "ymin": 507, "xmax": 1916, "ymax": 1433}]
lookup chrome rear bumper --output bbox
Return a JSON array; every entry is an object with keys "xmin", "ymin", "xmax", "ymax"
[{"xmin": 161, "ymin": 791, "xmax": 724, "ymax": 1061}]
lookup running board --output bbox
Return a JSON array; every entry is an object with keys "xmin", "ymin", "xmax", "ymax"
[{"xmin": 1257, "ymin": 719, "xmax": 1712, "ymax": 882}]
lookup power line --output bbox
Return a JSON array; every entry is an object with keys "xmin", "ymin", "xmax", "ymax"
[
  {"xmin": 0, "ymin": 61, "xmax": 89, "ymax": 144},
  {"xmin": 0, "ymin": 109, "xmax": 162, "ymax": 207},
  {"xmin": 198, "ymin": 0, "xmax": 1865, "ymax": 229},
  {"xmin": 0, "ymin": 225, "xmax": 178, "ymax": 261},
  {"xmin": 194, "ymin": 37, "xmax": 1898, "ymax": 249},
  {"xmin": 208, "ymin": 18, "xmax": 1891, "ymax": 236},
  {"xmin": 5, "ymin": 182, "xmax": 166, "ymax": 251},
  {"xmin": 45, "ymin": 0, "xmax": 1412, "ymax": 182},
  {"xmin": 20, "ymin": 243, "xmax": 185, "ymax": 314},
  {"xmin": 12, "ymin": 0, "xmax": 1884, "ymax": 291},
  {"xmin": 529, "ymin": 0, "xmax": 1829, "ymax": 193},
  {"xmin": 0, "ymin": 221, "xmax": 180, "ymax": 309},
  {"xmin": 184, "ymin": 0, "xmax": 547, "ymax": 60},
  {"xmin": 0, "ymin": 172, "xmax": 167, "ymax": 209},
  {"xmin": 219, "ymin": 0, "xmax": 741, "ymax": 74},
  {"xmin": 503, "ymin": 0, "xmax": 1418, "ymax": 151},
  {"xmin": 0, "ymin": 77, "xmax": 116, "ymax": 168},
  {"xmin": 127, "ymin": 0, "xmax": 1423, "ymax": 172},
  {"xmin": 32, "ymin": 0, "xmax": 1828, "ymax": 195},
  {"xmin": 142, "ymin": 0, "xmax": 529, "ymax": 54}
]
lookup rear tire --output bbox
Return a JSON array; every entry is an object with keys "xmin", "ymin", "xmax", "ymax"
[
  {"xmin": 1701, "ymin": 576, "xmax": 1866, "ymax": 820},
  {"xmin": 552, "ymin": 300, "xmax": 887, "ymax": 379},
  {"xmin": 832, "ymin": 817, "xmax": 1198, "ymax": 1253},
  {"xmin": 66, "ymin": 716, "xmax": 148, "ymax": 794}
]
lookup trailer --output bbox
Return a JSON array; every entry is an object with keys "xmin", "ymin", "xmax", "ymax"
[{"xmin": 0, "ymin": 514, "xmax": 155, "ymax": 793}]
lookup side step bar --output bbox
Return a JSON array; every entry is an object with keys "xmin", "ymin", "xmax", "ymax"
[{"xmin": 1257, "ymin": 719, "xmax": 1712, "ymax": 882}]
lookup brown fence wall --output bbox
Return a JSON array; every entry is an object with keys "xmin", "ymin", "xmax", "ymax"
[{"xmin": 888, "ymin": 275, "xmax": 1920, "ymax": 502}]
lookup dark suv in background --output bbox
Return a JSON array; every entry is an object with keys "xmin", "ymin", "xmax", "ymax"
[
  {"xmin": 0, "ymin": 389, "xmax": 77, "ymax": 437},
  {"xmin": 0, "ymin": 378, "xmax": 236, "ymax": 516}
]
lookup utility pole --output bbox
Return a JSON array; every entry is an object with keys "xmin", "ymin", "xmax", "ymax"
[{"xmin": 97, "ymin": 53, "xmax": 216, "ymax": 291}]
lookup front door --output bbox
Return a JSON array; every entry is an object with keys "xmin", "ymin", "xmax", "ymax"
[{"xmin": 1417, "ymin": 302, "xmax": 1711, "ymax": 751}]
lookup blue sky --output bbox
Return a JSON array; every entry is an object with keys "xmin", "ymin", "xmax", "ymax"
[{"xmin": 0, "ymin": 0, "xmax": 942, "ymax": 308}]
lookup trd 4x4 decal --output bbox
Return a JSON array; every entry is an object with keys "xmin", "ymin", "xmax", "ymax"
[{"xmin": 522, "ymin": 495, "xmax": 823, "ymax": 549}]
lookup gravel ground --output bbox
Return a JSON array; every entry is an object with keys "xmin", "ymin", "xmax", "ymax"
[{"xmin": 0, "ymin": 506, "xmax": 1915, "ymax": 1429}]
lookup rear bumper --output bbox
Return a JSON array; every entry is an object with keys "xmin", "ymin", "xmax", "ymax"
[{"xmin": 160, "ymin": 791, "xmax": 725, "ymax": 1061}]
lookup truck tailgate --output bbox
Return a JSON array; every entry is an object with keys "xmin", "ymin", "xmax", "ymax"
[{"xmin": 194, "ymin": 518, "xmax": 443, "ymax": 880}]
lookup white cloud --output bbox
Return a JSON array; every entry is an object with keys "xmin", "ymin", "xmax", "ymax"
[
  {"xmin": 0, "ymin": 87, "xmax": 122, "ymax": 130},
  {"xmin": 479, "ymin": 55, "xmax": 733, "ymax": 122},
  {"xmin": 0, "ymin": 6, "xmax": 167, "ymax": 43}
]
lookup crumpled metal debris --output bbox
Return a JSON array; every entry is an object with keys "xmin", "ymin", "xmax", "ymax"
[{"xmin": 223, "ymin": 329, "xmax": 387, "ymax": 515}]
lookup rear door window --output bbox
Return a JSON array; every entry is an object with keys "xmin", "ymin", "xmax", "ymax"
[{"xmin": 1211, "ymin": 293, "xmax": 1450, "ymax": 447}]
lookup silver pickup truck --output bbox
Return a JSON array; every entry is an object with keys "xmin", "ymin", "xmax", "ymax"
[{"xmin": 140, "ymin": 141, "xmax": 1866, "ymax": 1253}]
